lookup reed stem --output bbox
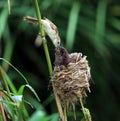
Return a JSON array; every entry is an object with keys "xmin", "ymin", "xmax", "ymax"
[{"xmin": 32, "ymin": 0, "xmax": 64, "ymax": 120}]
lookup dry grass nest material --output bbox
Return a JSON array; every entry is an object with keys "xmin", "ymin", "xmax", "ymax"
[{"xmin": 52, "ymin": 52, "xmax": 91, "ymax": 109}]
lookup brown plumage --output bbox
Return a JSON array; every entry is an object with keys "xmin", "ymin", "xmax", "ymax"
[
  {"xmin": 54, "ymin": 46, "xmax": 81, "ymax": 66},
  {"xmin": 55, "ymin": 46, "xmax": 70, "ymax": 66}
]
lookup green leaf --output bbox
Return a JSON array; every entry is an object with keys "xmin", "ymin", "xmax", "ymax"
[
  {"xmin": 0, "ymin": 5, "xmax": 8, "ymax": 40},
  {"xmin": 81, "ymin": 108, "xmax": 92, "ymax": 121},
  {"xmin": 108, "ymin": 17, "xmax": 120, "ymax": 31},
  {"xmin": 42, "ymin": 93, "xmax": 54, "ymax": 107},
  {"xmin": 66, "ymin": 1, "xmax": 81, "ymax": 51},
  {"xmin": 17, "ymin": 85, "xmax": 26, "ymax": 95},
  {"xmin": 17, "ymin": 84, "xmax": 40, "ymax": 102},
  {"xmin": 26, "ymin": 84, "xmax": 40, "ymax": 102},
  {"xmin": 0, "ymin": 97, "xmax": 14, "ymax": 120},
  {"xmin": 94, "ymin": 0, "xmax": 108, "ymax": 54},
  {"xmin": 27, "ymin": 110, "xmax": 46, "ymax": 121},
  {"xmin": 47, "ymin": 113, "xmax": 59, "ymax": 121},
  {"xmin": 4, "ymin": 72, "xmax": 17, "ymax": 94},
  {"xmin": 2, "ymin": 24, "xmax": 15, "ymax": 71},
  {"xmin": 0, "ymin": 58, "xmax": 29, "ymax": 84}
]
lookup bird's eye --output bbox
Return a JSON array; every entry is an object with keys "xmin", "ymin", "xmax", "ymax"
[{"xmin": 57, "ymin": 41, "xmax": 60, "ymax": 46}]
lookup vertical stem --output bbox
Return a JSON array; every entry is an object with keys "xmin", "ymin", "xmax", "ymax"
[
  {"xmin": 64, "ymin": 106, "xmax": 67, "ymax": 121},
  {"xmin": 33, "ymin": 0, "xmax": 52, "ymax": 76},
  {"xmin": 0, "ymin": 103, "xmax": 7, "ymax": 121},
  {"xmin": 80, "ymin": 98, "xmax": 87, "ymax": 121},
  {"xmin": 42, "ymin": 39, "xmax": 53, "ymax": 76},
  {"xmin": 32, "ymin": 0, "xmax": 64, "ymax": 120},
  {"xmin": 33, "ymin": 0, "xmax": 45, "ymax": 37},
  {"xmin": 7, "ymin": 0, "xmax": 10, "ymax": 14},
  {"xmin": 0, "ymin": 66, "xmax": 11, "ymax": 97},
  {"xmin": 52, "ymin": 83, "xmax": 64, "ymax": 121}
]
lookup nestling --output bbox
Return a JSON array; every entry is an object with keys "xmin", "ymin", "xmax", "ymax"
[{"xmin": 55, "ymin": 46, "xmax": 81, "ymax": 66}]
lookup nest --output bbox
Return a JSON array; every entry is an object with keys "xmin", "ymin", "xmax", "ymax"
[{"xmin": 52, "ymin": 51, "xmax": 91, "ymax": 110}]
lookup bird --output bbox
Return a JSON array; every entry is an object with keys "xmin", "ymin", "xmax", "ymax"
[
  {"xmin": 54, "ymin": 46, "xmax": 81, "ymax": 67},
  {"xmin": 54, "ymin": 46, "xmax": 70, "ymax": 67},
  {"xmin": 24, "ymin": 16, "xmax": 61, "ymax": 47},
  {"xmin": 41, "ymin": 17, "xmax": 61, "ymax": 47}
]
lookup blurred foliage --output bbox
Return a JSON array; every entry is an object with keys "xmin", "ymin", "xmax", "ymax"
[{"xmin": 0, "ymin": 0, "xmax": 120, "ymax": 121}]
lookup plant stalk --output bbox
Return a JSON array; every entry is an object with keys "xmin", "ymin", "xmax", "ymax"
[
  {"xmin": 0, "ymin": 66, "xmax": 11, "ymax": 97},
  {"xmin": 33, "ymin": 0, "xmax": 45, "ymax": 37},
  {"xmin": 80, "ymin": 98, "xmax": 87, "ymax": 121},
  {"xmin": 32, "ymin": 0, "xmax": 64, "ymax": 120}
]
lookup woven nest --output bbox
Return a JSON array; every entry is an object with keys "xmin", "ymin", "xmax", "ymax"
[{"xmin": 52, "ymin": 51, "xmax": 91, "ymax": 110}]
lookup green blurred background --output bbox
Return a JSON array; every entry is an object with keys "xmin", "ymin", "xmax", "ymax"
[{"xmin": 0, "ymin": 0, "xmax": 120, "ymax": 121}]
